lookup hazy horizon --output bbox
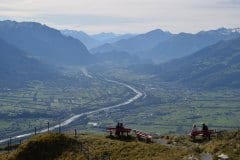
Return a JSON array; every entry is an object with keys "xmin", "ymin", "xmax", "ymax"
[
  {"xmin": 0, "ymin": 0, "xmax": 240, "ymax": 34},
  {"xmin": 1, "ymin": 19, "xmax": 240, "ymax": 36}
]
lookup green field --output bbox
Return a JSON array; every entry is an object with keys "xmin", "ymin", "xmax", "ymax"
[
  {"xmin": 1, "ymin": 67, "xmax": 240, "ymax": 139},
  {"xmin": 83, "ymin": 67, "xmax": 240, "ymax": 134},
  {"xmin": 0, "ymin": 70, "xmax": 135, "ymax": 139}
]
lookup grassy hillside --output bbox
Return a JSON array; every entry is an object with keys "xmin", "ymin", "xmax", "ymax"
[
  {"xmin": 0, "ymin": 133, "xmax": 84, "ymax": 160},
  {"xmin": 0, "ymin": 133, "xmax": 188, "ymax": 160},
  {"xmin": 1, "ymin": 130, "xmax": 239, "ymax": 160}
]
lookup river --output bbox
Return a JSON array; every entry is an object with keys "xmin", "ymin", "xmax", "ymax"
[{"xmin": 0, "ymin": 72, "xmax": 143, "ymax": 144}]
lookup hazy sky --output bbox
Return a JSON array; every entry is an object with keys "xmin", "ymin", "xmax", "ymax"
[{"xmin": 0, "ymin": 0, "xmax": 240, "ymax": 34}]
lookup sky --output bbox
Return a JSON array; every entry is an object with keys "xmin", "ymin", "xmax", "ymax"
[{"xmin": 0, "ymin": 0, "xmax": 240, "ymax": 34}]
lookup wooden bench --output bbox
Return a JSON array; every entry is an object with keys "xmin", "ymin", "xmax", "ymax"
[
  {"xmin": 190, "ymin": 130, "xmax": 216, "ymax": 140},
  {"xmin": 133, "ymin": 130, "xmax": 152, "ymax": 143},
  {"xmin": 106, "ymin": 127, "xmax": 132, "ymax": 136}
]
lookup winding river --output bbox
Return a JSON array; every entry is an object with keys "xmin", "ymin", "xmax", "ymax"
[{"xmin": 0, "ymin": 73, "xmax": 143, "ymax": 144}]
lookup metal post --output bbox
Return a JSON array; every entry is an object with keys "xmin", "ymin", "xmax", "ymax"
[
  {"xmin": 58, "ymin": 123, "xmax": 61, "ymax": 133},
  {"xmin": 87, "ymin": 146, "xmax": 90, "ymax": 160},
  {"xmin": 80, "ymin": 142, "xmax": 83, "ymax": 152},
  {"xmin": 7, "ymin": 141, "xmax": 9, "ymax": 153},
  {"xmin": 9, "ymin": 137, "xmax": 11, "ymax": 151},
  {"xmin": 75, "ymin": 129, "xmax": 77, "ymax": 138},
  {"xmin": 47, "ymin": 121, "xmax": 49, "ymax": 133},
  {"xmin": 35, "ymin": 127, "xmax": 37, "ymax": 135}
]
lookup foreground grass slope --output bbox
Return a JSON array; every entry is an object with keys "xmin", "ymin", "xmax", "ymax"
[
  {"xmin": 0, "ymin": 133, "xmax": 188, "ymax": 160},
  {"xmin": 1, "ymin": 130, "xmax": 239, "ymax": 160},
  {"xmin": 0, "ymin": 133, "xmax": 84, "ymax": 160}
]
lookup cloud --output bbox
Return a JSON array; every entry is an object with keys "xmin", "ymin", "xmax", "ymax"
[
  {"xmin": 0, "ymin": 0, "xmax": 239, "ymax": 33},
  {"xmin": 34, "ymin": 14, "xmax": 148, "ymax": 26},
  {"xmin": 215, "ymin": 0, "xmax": 240, "ymax": 7},
  {"xmin": 229, "ymin": 0, "xmax": 240, "ymax": 4}
]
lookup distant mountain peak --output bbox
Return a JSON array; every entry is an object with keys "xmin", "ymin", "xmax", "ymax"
[
  {"xmin": 0, "ymin": 20, "xmax": 93, "ymax": 65},
  {"xmin": 215, "ymin": 27, "xmax": 240, "ymax": 35},
  {"xmin": 146, "ymin": 29, "xmax": 171, "ymax": 35},
  {"xmin": 92, "ymin": 32, "xmax": 128, "ymax": 41},
  {"xmin": 93, "ymin": 32, "xmax": 117, "ymax": 36},
  {"xmin": 148, "ymin": 29, "xmax": 165, "ymax": 33},
  {"xmin": 1, "ymin": 20, "xmax": 46, "ymax": 28},
  {"xmin": 198, "ymin": 27, "xmax": 240, "ymax": 35},
  {"xmin": 229, "ymin": 28, "xmax": 240, "ymax": 33},
  {"xmin": 216, "ymin": 27, "xmax": 234, "ymax": 35},
  {"xmin": 61, "ymin": 29, "xmax": 87, "ymax": 35}
]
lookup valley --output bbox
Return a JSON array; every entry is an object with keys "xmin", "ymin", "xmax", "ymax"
[
  {"xmin": 87, "ymin": 67, "xmax": 240, "ymax": 134},
  {"xmin": 0, "ymin": 20, "xmax": 240, "ymax": 160},
  {"xmin": 0, "ymin": 65, "xmax": 240, "ymax": 143},
  {"xmin": 0, "ymin": 69, "xmax": 138, "ymax": 140},
  {"xmin": 1, "ymin": 1, "xmax": 240, "ymax": 159}
]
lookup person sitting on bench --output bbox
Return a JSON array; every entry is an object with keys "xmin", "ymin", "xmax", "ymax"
[
  {"xmin": 191, "ymin": 124, "xmax": 198, "ymax": 133},
  {"xmin": 202, "ymin": 123, "xmax": 208, "ymax": 131}
]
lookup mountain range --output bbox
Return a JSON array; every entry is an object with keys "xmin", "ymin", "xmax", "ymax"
[
  {"xmin": 61, "ymin": 29, "xmax": 99, "ymax": 49},
  {"xmin": 90, "ymin": 29, "xmax": 172, "ymax": 54},
  {"xmin": 147, "ymin": 28, "xmax": 240, "ymax": 63},
  {"xmin": 61, "ymin": 30, "xmax": 135, "ymax": 49},
  {"xmin": 0, "ymin": 20, "xmax": 94, "ymax": 66},
  {"xmin": 1, "ymin": 19, "xmax": 240, "ymax": 90},
  {"xmin": 92, "ymin": 32, "xmax": 135, "ymax": 44},
  {"xmin": 91, "ymin": 28, "xmax": 240, "ymax": 63},
  {"xmin": 0, "ymin": 38, "xmax": 57, "ymax": 88},
  {"xmin": 132, "ymin": 37, "xmax": 240, "ymax": 89}
]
